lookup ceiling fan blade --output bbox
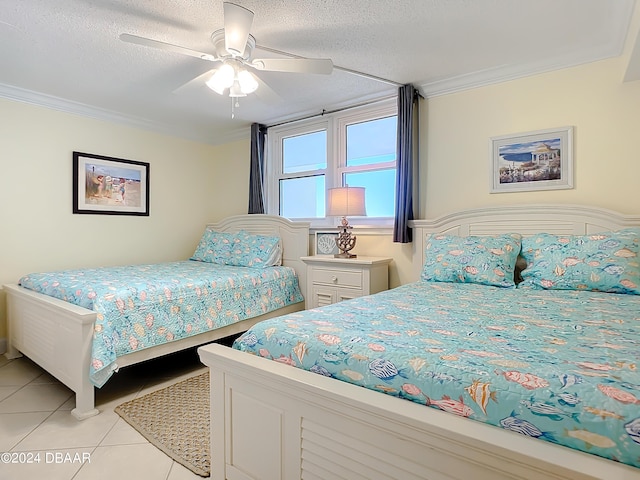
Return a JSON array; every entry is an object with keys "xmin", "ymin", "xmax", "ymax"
[
  {"xmin": 172, "ymin": 69, "xmax": 216, "ymax": 95},
  {"xmin": 253, "ymin": 75, "xmax": 282, "ymax": 104},
  {"xmin": 251, "ymin": 57, "xmax": 333, "ymax": 75},
  {"xmin": 119, "ymin": 33, "xmax": 218, "ymax": 62},
  {"xmin": 223, "ymin": 2, "xmax": 254, "ymax": 56}
]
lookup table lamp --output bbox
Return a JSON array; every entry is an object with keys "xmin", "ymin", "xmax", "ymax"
[{"xmin": 327, "ymin": 186, "xmax": 366, "ymax": 258}]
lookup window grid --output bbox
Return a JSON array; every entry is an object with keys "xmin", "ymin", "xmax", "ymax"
[{"xmin": 267, "ymin": 99, "xmax": 397, "ymax": 228}]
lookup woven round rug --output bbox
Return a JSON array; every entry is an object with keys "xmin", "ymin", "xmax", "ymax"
[{"xmin": 115, "ymin": 372, "xmax": 210, "ymax": 477}]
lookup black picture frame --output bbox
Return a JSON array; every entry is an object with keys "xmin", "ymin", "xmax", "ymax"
[{"xmin": 73, "ymin": 151, "xmax": 150, "ymax": 216}]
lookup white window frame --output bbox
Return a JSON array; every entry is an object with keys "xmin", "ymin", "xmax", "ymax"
[{"xmin": 266, "ymin": 98, "xmax": 397, "ymax": 229}]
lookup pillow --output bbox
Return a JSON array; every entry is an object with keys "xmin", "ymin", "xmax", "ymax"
[
  {"xmin": 231, "ymin": 230, "xmax": 282, "ymax": 267},
  {"xmin": 190, "ymin": 228, "xmax": 239, "ymax": 264},
  {"xmin": 190, "ymin": 228, "xmax": 282, "ymax": 268},
  {"xmin": 519, "ymin": 229, "xmax": 640, "ymax": 294},
  {"xmin": 421, "ymin": 233, "xmax": 522, "ymax": 288}
]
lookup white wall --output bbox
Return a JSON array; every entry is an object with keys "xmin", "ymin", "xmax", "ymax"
[{"xmin": 0, "ymin": 98, "xmax": 250, "ymax": 342}]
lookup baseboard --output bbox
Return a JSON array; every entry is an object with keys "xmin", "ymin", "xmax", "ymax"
[{"xmin": 0, "ymin": 337, "xmax": 6, "ymax": 355}]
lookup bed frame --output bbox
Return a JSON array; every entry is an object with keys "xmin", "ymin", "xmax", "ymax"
[
  {"xmin": 3, "ymin": 214, "xmax": 310, "ymax": 420},
  {"xmin": 198, "ymin": 205, "xmax": 640, "ymax": 480}
]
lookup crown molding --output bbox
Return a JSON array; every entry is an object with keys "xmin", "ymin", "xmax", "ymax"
[
  {"xmin": 0, "ymin": 83, "xmax": 249, "ymax": 145},
  {"xmin": 420, "ymin": 48, "xmax": 621, "ymax": 98},
  {"xmin": 420, "ymin": 0, "xmax": 633, "ymax": 98}
]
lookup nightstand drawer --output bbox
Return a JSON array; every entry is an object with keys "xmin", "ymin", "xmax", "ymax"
[
  {"xmin": 301, "ymin": 255, "xmax": 392, "ymax": 309},
  {"xmin": 311, "ymin": 267, "xmax": 362, "ymax": 288}
]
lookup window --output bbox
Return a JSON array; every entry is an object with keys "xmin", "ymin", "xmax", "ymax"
[
  {"xmin": 279, "ymin": 128, "xmax": 327, "ymax": 219},
  {"xmin": 341, "ymin": 113, "xmax": 397, "ymax": 219},
  {"xmin": 266, "ymin": 99, "xmax": 397, "ymax": 227}
]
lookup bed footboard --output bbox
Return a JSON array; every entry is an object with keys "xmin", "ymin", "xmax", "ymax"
[
  {"xmin": 4, "ymin": 285, "xmax": 304, "ymax": 421},
  {"xmin": 198, "ymin": 343, "xmax": 639, "ymax": 480},
  {"xmin": 4, "ymin": 284, "xmax": 100, "ymax": 420}
]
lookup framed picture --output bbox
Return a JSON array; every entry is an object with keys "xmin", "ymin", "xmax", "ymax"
[
  {"xmin": 314, "ymin": 231, "xmax": 339, "ymax": 255},
  {"xmin": 73, "ymin": 151, "xmax": 149, "ymax": 215},
  {"xmin": 490, "ymin": 126, "xmax": 573, "ymax": 193}
]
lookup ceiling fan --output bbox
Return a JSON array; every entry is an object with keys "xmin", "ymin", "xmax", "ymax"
[{"xmin": 120, "ymin": 2, "xmax": 333, "ymax": 104}]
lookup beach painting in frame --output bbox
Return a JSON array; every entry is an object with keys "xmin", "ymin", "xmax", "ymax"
[
  {"xmin": 73, "ymin": 151, "xmax": 149, "ymax": 215},
  {"xmin": 490, "ymin": 126, "xmax": 573, "ymax": 193}
]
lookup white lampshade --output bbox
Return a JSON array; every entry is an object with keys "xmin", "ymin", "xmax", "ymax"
[
  {"xmin": 206, "ymin": 64, "xmax": 235, "ymax": 94},
  {"xmin": 237, "ymin": 69, "xmax": 259, "ymax": 94},
  {"xmin": 327, "ymin": 187, "xmax": 366, "ymax": 217}
]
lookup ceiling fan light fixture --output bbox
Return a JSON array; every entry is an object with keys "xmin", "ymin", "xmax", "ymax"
[
  {"xmin": 237, "ymin": 69, "xmax": 258, "ymax": 94},
  {"xmin": 206, "ymin": 63, "xmax": 235, "ymax": 94}
]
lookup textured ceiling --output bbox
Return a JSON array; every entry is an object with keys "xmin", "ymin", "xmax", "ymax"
[{"xmin": 0, "ymin": 0, "xmax": 637, "ymax": 144}]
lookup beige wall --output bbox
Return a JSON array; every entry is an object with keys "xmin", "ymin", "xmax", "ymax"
[
  {"xmin": 422, "ymin": 55, "xmax": 640, "ymax": 218},
  {"xmin": 0, "ymin": 98, "xmax": 250, "ymax": 341}
]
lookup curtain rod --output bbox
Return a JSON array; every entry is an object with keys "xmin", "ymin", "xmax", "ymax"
[
  {"xmin": 332, "ymin": 65, "xmax": 404, "ymax": 87},
  {"xmin": 256, "ymin": 44, "xmax": 404, "ymax": 88},
  {"xmin": 266, "ymin": 94, "xmax": 398, "ymax": 129},
  {"xmin": 256, "ymin": 43, "xmax": 410, "ymax": 129}
]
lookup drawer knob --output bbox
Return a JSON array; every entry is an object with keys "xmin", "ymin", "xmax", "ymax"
[{"xmin": 331, "ymin": 276, "xmax": 338, "ymax": 283}]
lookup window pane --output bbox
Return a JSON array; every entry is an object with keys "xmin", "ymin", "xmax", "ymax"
[
  {"xmin": 283, "ymin": 131, "xmax": 327, "ymax": 173},
  {"xmin": 346, "ymin": 116, "xmax": 397, "ymax": 167},
  {"xmin": 344, "ymin": 169, "xmax": 396, "ymax": 217},
  {"xmin": 280, "ymin": 175, "xmax": 325, "ymax": 218}
]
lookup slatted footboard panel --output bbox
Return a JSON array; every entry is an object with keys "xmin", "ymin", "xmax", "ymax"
[
  {"xmin": 301, "ymin": 418, "xmax": 434, "ymax": 480},
  {"xmin": 299, "ymin": 413, "xmax": 536, "ymax": 480}
]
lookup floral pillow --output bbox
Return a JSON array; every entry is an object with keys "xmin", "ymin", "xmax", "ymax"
[
  {"xmin": 190, "ymin": 228, "xmax": 239, "ymax": 265},
  {"xmin": 421, "ymin": 233, "xmax": 522, "ymax": 288},
  {"xmin": 519, "ymin": 229, "xmax": 640, "ymax": 294},
  {"xmin": 230, "ymin": 230, "xmax": 282, "ymax": 267},
  {"xmin": 190, "ymin": 228, "xmax": 281, "ymax": 268}
]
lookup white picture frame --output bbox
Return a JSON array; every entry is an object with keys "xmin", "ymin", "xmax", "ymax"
[
  {"xmin": 489, "ymin": 126, "xmax": 574, "ymax": 193},
  {"xmin": 314, "ymin": 231, "xmax": 339, "ymax": 255}
]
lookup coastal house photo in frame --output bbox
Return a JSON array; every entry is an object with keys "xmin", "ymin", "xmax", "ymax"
[{"xmin": 490, "ymin": 126, "xmax": 574, "ymax": 193}]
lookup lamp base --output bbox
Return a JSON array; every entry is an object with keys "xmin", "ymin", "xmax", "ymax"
[{"xmin": 335, "ymin": 217, "xmax": 358, "ymax": 258}]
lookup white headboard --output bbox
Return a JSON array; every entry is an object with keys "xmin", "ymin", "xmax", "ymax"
[
  {"xmin": 207, "ymin": 214, "xmax": 310, "ymax": 297},
  {"xmin": 410, "ymin": 204, "xmax": 640, "ymax": 282}
]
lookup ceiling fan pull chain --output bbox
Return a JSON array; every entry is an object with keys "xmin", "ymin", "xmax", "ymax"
[{"xmin": 231, "ymin": 97, "xmax": 241, "ymax": 119}]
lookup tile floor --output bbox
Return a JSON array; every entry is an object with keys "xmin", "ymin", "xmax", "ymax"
[{"xmin": 0, "ymin": 347, "xmax": 212, "ymax": 480}]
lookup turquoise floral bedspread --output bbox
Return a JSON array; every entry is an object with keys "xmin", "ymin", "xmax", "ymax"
[
  {"xmin": 234, "ymin": 281, "xmax": 640, "ymax": 468},
  {"xmin": 20, "ymin": 261, "xmax": 303, "ymax": 387}
]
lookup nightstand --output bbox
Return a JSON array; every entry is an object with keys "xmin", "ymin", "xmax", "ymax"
[{"xmin": 301, "ymin": 255, "xmax": 393, "ymax": 309}]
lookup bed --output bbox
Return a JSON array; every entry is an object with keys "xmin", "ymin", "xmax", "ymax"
[
  {"xmin": 4, "ymin": 214, "xmax": 309, "ymax": 420},
  {"xmin": 198, "ymin": 205, "xmax": 640, "ymax": 480}
]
